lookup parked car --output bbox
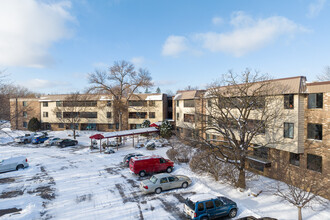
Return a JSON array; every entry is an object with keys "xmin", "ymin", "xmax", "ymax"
[
  {"xmin": 184, "ymin": 194, "xmax": 238, "ymax": 219},
  {"xmin": 57, "ymin": 139, "xmax": 78, "ymax": 148},
  {"xmin": 14, "ymin": 133, "xmax": 37, "ymax": 144},
  {"xmin": 0, "ymin": 156, "xmax": 29, "ymax": 173},
  {"xmin": 32, "ymin": 134, "xmax": 49, "ymax": 144},
  {"xmin": 237, "ymin": 217, "xmax": 277, "ymax": 220},
  {"xmin": 140, "ymin": 173, "xmax": 192, "ymax": 194},
  {"xmin": 129, "ymin": 155, "xmax": 174, "ymax": 177},
  {"xmin": 123, "ymin": 153, "xmax": 143, "ymax": 167},
  {"xmin": 44, "ymin": 137, "xmax": 61, "ymax": 146}
]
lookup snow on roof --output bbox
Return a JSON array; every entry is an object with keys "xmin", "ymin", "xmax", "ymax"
[
  {"xmin": 173, "ymin": 93, "xmax": 182, "ymax": 100},
  {"xmin": 99, "ymin": 96, "xmax": 113, "ymax": 101},
  {"xmin": 188, "ymin": 194, "xmax": 218, "ymax": 203},
  {"xmin": 131, "ymin": 155, "xmax": 162, "ymax": 161},
  {"xmin": 101, "ymin": 127, "xmax": 159, "ymax": 139},
  {"xmin": 145, "ymin": 94, "xmax": 163, "ymax": 101}
]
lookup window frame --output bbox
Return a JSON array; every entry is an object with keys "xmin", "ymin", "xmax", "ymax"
[
  {"xmin": 43, "ymin": 112, "xmax": 48, "ymax": 117},
  {"xmin": 289, "ymin": 153, "xmax": 300, "ymax": 166},
  {"xmin": 284, "ymin": 94, "xmax": 294, "ymax": 109},
  {"xmin": 307, "ymin": 154, "xmax": 322, "ymax": 173},
  {"xmin": 43, "ymin": 102, "xmax": 48, "ymax": 107},
  {"xmin": 308, "ymin": 93, "xmax": 323, "ymax": 109},
  {"xmin": 307, "ymin": 123, "xmax": 322, "ymax": 140},
  {"xmin": 284, "ymin": 122, "xmax": 294, "ymax": 139}
]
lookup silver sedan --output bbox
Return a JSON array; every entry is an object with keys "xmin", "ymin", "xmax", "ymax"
[{"xmin": 140, "ymin": 173, "xmax": 192, "ymax": 194}]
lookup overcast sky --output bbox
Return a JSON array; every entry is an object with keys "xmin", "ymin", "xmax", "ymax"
[{"xmin": 0, "ymin": 0, "xmax": 329, "ymax": 94}]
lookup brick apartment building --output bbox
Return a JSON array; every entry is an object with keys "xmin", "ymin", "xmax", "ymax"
[
  {"xmin": 173, "ymin": 77, "xmax": 329, "ymax": 199},
  {"xmin": 10, "ymin": 93, "xmax": 171, "ymax": 131}
]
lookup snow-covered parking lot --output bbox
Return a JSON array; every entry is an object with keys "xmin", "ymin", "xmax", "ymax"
[{"xmin": 0, "ymin": 130, "xmax": 329, "ymax": 220}]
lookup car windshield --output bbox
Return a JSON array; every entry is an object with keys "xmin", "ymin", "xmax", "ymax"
[
  {"xmin": 150, "ymin": 176, "xmax": 158, "ymax": 184},
  {"xmin": 185, "ymin": 198, "xmax": 195, "ymax": 210}
]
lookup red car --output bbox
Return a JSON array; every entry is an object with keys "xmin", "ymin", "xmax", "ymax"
[{"xmin": 129, "ymin": 155, "xmax": 174, "ymax": 177}]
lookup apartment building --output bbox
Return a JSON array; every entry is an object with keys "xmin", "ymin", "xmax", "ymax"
[
  {"xmin": 9, "ymin": 97, "xmax": 40, "ymax": 130},
  {"xmin": 173, "ymin": 90, "xmax": 205, "ymax": 137},
  {"xmin": 10, "ymin": 93, "xmax": 170, "ymax": 132},
  {"xmin": 173, "ymin": 77, "xmax": 329, "ymax": 198}
]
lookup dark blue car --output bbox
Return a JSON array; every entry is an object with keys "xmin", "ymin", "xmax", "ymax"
[{"xmin": 184, "ymin": 194, "xmax": 238, "ymax": 219}]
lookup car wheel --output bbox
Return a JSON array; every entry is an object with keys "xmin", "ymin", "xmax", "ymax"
[
  {"xmin": 61, "ymin": 144, "xmax": 65, "ymax": 148},
  {"xmin": 166, "ymin": 167, "xmax": 173, "ymax": 173},
  {"xmin": 182, "ymin": 182, "xmax": 188, "ymax": 188},
  {"xmin": 228, "ymin": 208, "xmax": 237, "ymax": 218},
  {"xmin": 139, "ymin": 171, "xmax": 146, "ymax": 177},
  {"xmin": 201, "ymin": 216, "xmax": 209, "ymax": 220},
  {"xmin": 24, "ymin": 140, "xmax": 27, "ymax": 144},
  {"xmin": 155, "ymin": 187, "xmax": 162, "ymax": 194},
  {"xmin": 16, "ymin": 164, "xmax": 24, "ymax": 170}
]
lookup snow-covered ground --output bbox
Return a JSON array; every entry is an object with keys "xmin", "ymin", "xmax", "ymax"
[{"xmin": 0, "ymin": 129, "xmax": 329, "ymax": 220}]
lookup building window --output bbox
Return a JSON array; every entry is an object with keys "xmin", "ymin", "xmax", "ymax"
[
  {"xmin": 149, "ymin": 112, "xmax": 155, "ymax": 118},
  {"xmin": 43, "ymin": 102, "xmax": 48, "ymax": 107},
  {"xmin": 212, "ymin": 135, "xmax": 217, "ymax": 140},
  {"xmin": 56, "ymin": 112, "xmax": 62, "ymax": 118},
  {"xmin": 289, "ymin": 153, "xmax": 300, "ymax": 166},
  {"xmin": 116, "ymin": 123, "xmax": 119, "ymax": 129},
  {"xmin": 308, "ymin": 93, "xmax": 323, "ymax": 109},
  {"xmin": 58, "ymin": 123, "xmax": 64, "ymax": 128},
  {"xmin": 284, "ymin": 94, "xmax": 294, "ymax": 109},
  {"xmin": 307, "ymin": 154, "xmax": 322, "ymax": 173},
  {"xmin": 206, "ymin": 133, "xmax": 210, "ymax": 140},
  {"xmin": 108, "ymin": 124, "xmax": 114, "ymax": 129},
  {"xmin": 176, "ymin": 113, "xmax": 179, "ymax": 120},
  {"xmin": 23, "ymin": 111, "xmax": 27, "ymax": 118},
  {"xmin": 56, "ymin": 101, "xmax": 62, "ymax": 107},
  {"xmin": 129, "ymin": 112, "xmax": 147, "ymax": 119},
  {"xmin": 307, "ymin": 123, "xmax": 322, "ymax": 140},
  {"xmin": 208, "ymin": 99, "xmax": 212, "ymax": 107},
  {"xmin": 43, "ymin": 112, "xmax": 48, "ymax": 117},
  {"xmin": 284, "ymin": 123, "xmax": 294, "ymax": 139},
  {"xmin": 184, "ymin": 114, "xmax": 195, "ymax": 123},
  {"xmin": 107, "ymin": 101, "xmax": 112, "ymax": 107},
  {"xmin": 253, "ymin": 146, "xmax": 268, "ymax": 159},
  {"xmin": 22, "ymin": 101, "xmax": 27, "ymax": 107},
  {"xmin": 23, "ymin": 122, "xmax": 27, "ymax": 128},
  {"xmin": 176, "ymin": 101, "xmax": 179, "ymax": 107},
  {"xmin": 128, "ymin": 100, "xmax": 147, "ymax": 107},
  {"xmin": 149, "ymin": 101, "xmax": 155, "ymax": 106},
  {"xmin": 107, "ymin": 112, "xmax": 112, "ymax": 118},
  {"xmin": 80, "ymin": 112, "xmax": 98, "ymax": 118},
  {"xmin": 184, "ymin": 99, "xmax": 195, "ymax": 107}
]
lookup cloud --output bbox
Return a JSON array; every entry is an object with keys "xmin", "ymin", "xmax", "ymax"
[
  {"xmin": 22, "ymin": 78, "xmax": 70, "ymax": 90},
  {"xmin": 131, "ymin": 56, "xmax": 145, "ymax": 66},
  {"xmin": 0, "ymin": 0, "xmax": 75, "ymax": 68},
  {"xmin": 162, "ymin": 35, "xmax": 188, "ymax": 57},
  {"xmin": 307, "ymin": 0, "xmax": 326, "ymax": 17},
  {"xmin": 196, "ymin": 12, "xmax": 307, "ymax": 57},
  {"xmin": 212, "ymin": 16, "xmax": 224, "ymax": 25}
]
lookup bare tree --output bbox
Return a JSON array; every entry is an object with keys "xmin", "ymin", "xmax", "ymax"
[
  {"xmin": 317, "ymin": 66, "xmax": 330, "ymax": 81},
  {"xmin": 271, "ymin": 165, "xmax": 329, "ymax": 220},
  {"xmin": 183, "ymin": 85, "xmax": 198, "ymax": 91},
  {"xmin": 184, "ymin": 69, "xmax": 286, "ymax": 189},
  {"xmin": 53, "ymin": 93, "xmax": 90, "ymax": 139},
  {"xmin": 87, "ymin": 60, "xmax": 153, "ymax": 131}
]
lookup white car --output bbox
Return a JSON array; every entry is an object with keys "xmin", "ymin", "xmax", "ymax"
[
  {"xmin": 44, "ymin": 137, "xmax": 61, "ymax": 146},
  {"xmin": 0, "ymin": 156, "xmax": 29, "ymax": 173}
]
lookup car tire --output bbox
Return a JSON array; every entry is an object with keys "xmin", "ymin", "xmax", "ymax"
[
  {"xmin": 155, "ymin": 187, "xmax": 162, "ymax": 194},
  {"xmin": 201, "ymin": 216, "xmax": 209, "ymax": 220},
  {"xmin": 139, "ymin": 171, "xmax": 146, "ymax": 177},
  {"xmin": 24, "ymin": 140, "xmax": 27, "ymax": 144},
  {"xmin": 61, "ymin": 144, "xmax": 65, "ymax": 148},
  {"xmin": 182, "ymin": 182, "xmax": 188, "ymax": 188},
  {"xmin": 166, "ymin": 167, "xmax": 173, "ymax": 173},
  {"xmin": 16, "ymin": 164, "xmax": 24, "ymax": 170},
  {"xmin": 228, "ymin": 208, "xmax": 237, "ymax": 218}
]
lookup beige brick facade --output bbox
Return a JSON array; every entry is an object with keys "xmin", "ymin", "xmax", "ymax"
[{"xmin": 10, "ymin": 98, "xmax": 40, "ymax": 130}]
